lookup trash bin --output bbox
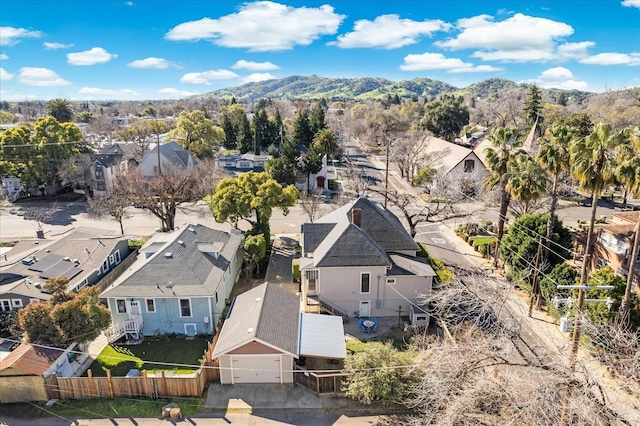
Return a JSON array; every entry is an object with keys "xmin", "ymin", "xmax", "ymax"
[
  {"xmin": 36, "ymin": 229, "xmax": 44, "ymax": 239},
  {"xmin": 559, "ymin": 316, "xmax": 570, "ymax": 333},
  {"xmin": 126, "ymin": 369, "xmax": 141, "ymax": 377}
]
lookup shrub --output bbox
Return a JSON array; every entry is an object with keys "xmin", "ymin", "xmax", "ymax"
[{"xmin": 292, "ymin": 258, "xmax": 301, "ymax": 282}]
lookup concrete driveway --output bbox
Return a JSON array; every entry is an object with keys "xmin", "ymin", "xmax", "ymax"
[{"xmin": 265, "ymin": 234, "xmax": 300, "ymax": 294}]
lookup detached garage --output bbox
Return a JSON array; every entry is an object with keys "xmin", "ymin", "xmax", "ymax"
[{"xmin": 212, "ymin": 283, "xmax": 300, "ymax": 384}]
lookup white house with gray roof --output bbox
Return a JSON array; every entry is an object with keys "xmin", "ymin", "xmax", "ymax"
[
  {"xmin": 299, "ymin": 197, "xmax": 435, "ymax": 322},
  {"xmin": 137, "ymin": 141, "xmax": 196, "ymax": 178},
  {"xmin": 100, "ymin": 224, "xmax": 243, "ymax": 342},
  {"xmin": 212, "ymin": 282, "xmax": 346, "ymax": 384}
]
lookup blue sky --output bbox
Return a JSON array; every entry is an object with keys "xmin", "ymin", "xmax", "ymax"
[{"xmin": 1, "ymin": 0, "xmax": 639, "ymax": 100}]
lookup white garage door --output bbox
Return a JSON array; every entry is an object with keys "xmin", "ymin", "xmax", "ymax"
[{"xmin": 231, "ymin": 355, "xmax": 282, "ymax": 384}]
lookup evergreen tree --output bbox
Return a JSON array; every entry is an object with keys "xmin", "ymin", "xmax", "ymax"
[
  {"xmin": 293, "ymin": 109, "xmax": 313, "ymax": 147},
  {"xmin": 221, "ymin": 114, "xmax": 237, "ymax": 150},
  {"xmin": 309, "ymin": 102, "xmax": 326, "ymax": 136},
  {"xmin": 523, "ymin": 85, "xmax": 543, "ymax": 127}
]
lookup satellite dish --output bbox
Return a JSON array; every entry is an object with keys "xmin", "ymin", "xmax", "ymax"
[{"xmin": 166, "ymin": 282, "xmax": 175, "ymax": 289}]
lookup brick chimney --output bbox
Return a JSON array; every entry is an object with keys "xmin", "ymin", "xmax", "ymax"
[{"xmin": 351, "ymin": 208, "xmax": 362, "ymax": 227}]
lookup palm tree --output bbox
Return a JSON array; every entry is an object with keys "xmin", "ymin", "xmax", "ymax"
[
  {"xmin": 505, "ymin": 152, "xmax": 547, "ymax": 217},
  {"xmin": 537, "ymin": 124, "xmax": 573, "ymax": 261},
  {"xmin": 570, "ymin": 122, "xmax": 625, "ymax": 286},
  {"xmin": 46, "ymin": 98, "xmax": 74, "ymax": 123},
  {"xmin": 313, "ymin": 128, "xmax": 339, "ymax": 160},
  {"xmin": 617, "ymin": 127, "xmax": 640, "ymax": 322},
  {"xmin": 483, "ymin": 126, "xmax": 526, "ymax": 267}
]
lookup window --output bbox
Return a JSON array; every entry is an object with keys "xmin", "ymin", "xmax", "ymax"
[
  {"xmin": 146, "ymin": 299, "xmax": 155, "ymax": 313},
  {"xmin": 361, "ymin": 273, "xmax": 371, "ymax": 293},
  {"xmin": 95, "ymin": 164, "xmax": 104, "ymax": 178},
  {"xmin": 11, "ymin": 299, "xmax": 23, "ymax": 308},
  {"xmin": 636, "ymin": 246, "xmax": 640, "ymax": 263},
  {"xmin": 114, "ymin": 250, "xmax": 121, "ymax": 265},
  {"xmin": 464, "ymin": 159, "xmax": 475, "ymax": 173},
  {"xmin": 596, "ymin": 256, "xmax": 610, "ymax": 269},
  {"xmin": 109, "ymin": 254, "xmax": 115, "ymax": 265},
  {"xmin": 306, "ymin": 270, "xmax": 317, "ymax": 292},
  {"xmin": 96, "ymin": 182, "xmax": 106, "ymax": 191},
  {"xmin": 102, "ymin": 259, "xmax": 109, "ymax": 274},
  {"xmin": 179, "ymin": 299, "xmax": 192, "ymax": 317},
  {"xmin": 0, "ymin": 300, "xmax": 10, "ymax": 312},
  {"xmin": 215, "ymin": 292, "xmax": 219, "ymax": 304},
  {"xmin": 386, "ymin": 278, "xmax": 396, "ymax": 285},
  {"xmin": 116, "ymin": 299, "xmax": 127, "ymax": 313}
]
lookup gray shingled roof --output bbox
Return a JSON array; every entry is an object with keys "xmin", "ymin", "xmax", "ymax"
[
  {"xmin": 314, "ymin": 221, "xmax": 390, "ymax": 268},
  {"xmin": 301, "ymin": 223, "xmax": 335, "ymax": 253},
  {"xmin": 100, "ymin": 224, "xmax": 243, "ymax": 298},
  {"xmin": 211, "ymin": 283, "xmax": 300, "ymax": 358},
  {"xmin": 91, "ymin": 153, "xmax": 123, "ymax": 168},
  {"xmin": 143, "ymin": 141, "xmax": 194, "ymax": 169},
  {"xmin": 388, "ymin": 254, "xmax": 436, "ymax": 277},
  {"xmin": 317, "ymin": 197, "xmax": 418, "ymax": 253}
]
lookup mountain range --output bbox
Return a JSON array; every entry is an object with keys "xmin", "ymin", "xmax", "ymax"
[{"xmin": 197, "ymin": 75, "xmax": 592, "ymax": 102}]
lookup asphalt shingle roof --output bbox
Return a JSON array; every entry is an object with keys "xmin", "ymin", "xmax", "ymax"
[
  {"xmin": 388, "ymin": 254, "xmax": 436, "ymax": 277},
  {"xmin": 301, "ymin": 223, "xmax": 335, "ymax": 253},
  {"xmin": 100, "ymin": 224, "xmax": 243, "ymax": 298},
  {"xmin": 314, "ymin": 221, "xmax": 390, "ymax": 268},
  {"xmin": 211, "ymin": 282, "xmax": 300, "ymax": 358},
  {"xmin": 143, "ymin": 141, "xmax": 194, "ymax": 169}
]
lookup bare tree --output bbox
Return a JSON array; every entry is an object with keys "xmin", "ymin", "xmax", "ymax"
[
  {"xmin": 87, "ymin": 189, "xmax": 132, "ymax": 235},
  {"xmin": 22, "ymin": 202, "xmax": 59, "ymax": 234},
  {"xmin": 298, "ymin": 192, "xmax": 326, "ymax": 223},
  {"xmin": 58, "ymin": 154, "xmax": 94, "ymax": 195}
]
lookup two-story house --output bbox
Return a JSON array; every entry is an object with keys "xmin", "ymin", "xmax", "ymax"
[
  {"xmin": 299, "ymin": 197, "xmax": 435, "ymax": 322},
  {"xmin": 590, "ymin": 211, "xmax": 640, "ymax": 291},
  {"xmin": 137, "ymin": 141, "xmax": 196, "ymax": 178},
  {"xmin": 90, "ymin": 153, "xmax": 127, "ymax": 196},
  {"xmin": 100, "ymin": 224, "xmax": 244, "ymax": 342},
  {"xmin": 215, "ymin": 150, "xmax": 270, "ymax": 173}
]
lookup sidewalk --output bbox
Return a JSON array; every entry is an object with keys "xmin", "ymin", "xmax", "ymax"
[{"xmin": 437, "ymin": 223, "xmax": 640, "ymax": 424}]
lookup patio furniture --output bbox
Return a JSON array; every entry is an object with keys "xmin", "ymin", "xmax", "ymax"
[{"xmin": 362, "ymin": 320, "xmax": 375, "ymax": 333}]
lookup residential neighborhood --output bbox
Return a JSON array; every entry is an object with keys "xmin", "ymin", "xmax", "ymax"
[{"xmin": 1, "ymin": 1, "xmax": 639, "ymax": 422}]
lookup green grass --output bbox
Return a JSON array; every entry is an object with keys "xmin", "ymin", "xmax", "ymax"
[
  {"xmin": 1, "ymin": 396, "xmax": 208, "ymax": 419},
  {"xmin": 87, "ymin": 338, "xmax": 208, "ymax": 377},
  {"xmin": 346, "ymin": 340, "xmax": 368, "ymax": 353},
  {"xmin": 469, "ymin": 236, "xmax": 497, "ymax": 246}
]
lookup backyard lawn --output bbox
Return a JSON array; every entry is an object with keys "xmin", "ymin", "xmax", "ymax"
[
  {"xmin": 86, "ymin": 338, "xmax": 209, "ymax": 377},
  {"xmin": 469, "ymin": 236, "xmax": 497, "ymax": 246}
]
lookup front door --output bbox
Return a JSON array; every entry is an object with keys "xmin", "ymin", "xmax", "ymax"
[
  {"xmin": 129, "ymin": 301, "xmax": 142, "ymax": 323},
  {"xmin": 359, "ymin": 300, "xmax": 371, "ymax": 318}
]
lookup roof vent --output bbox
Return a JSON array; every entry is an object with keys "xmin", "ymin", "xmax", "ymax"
[
  {"xmin": 255, "ymin": 297, "xmax": 261, "ymax": 303},
  {"xmin": 73, "ymin": 258, "xmax": 80, "ymax": 264},
  {"xmin": 177, "ymin": 240, "xmax": 184, "ymax": 246},
  {"xmin": 164, "ymin": 252, "xmax": 173, "ymax": 258},
  {"xmin": 247, "ymin": 327, "xmax": 254, "ymax": 333},
  {"xmin": 63, "ymin": 256, "xmax": 71, "ymax": 261},
  {"xmin": 166, "ymin": 282, "xmax": 175, "ymax": 289},
  {"xmin": 46, "ymin": 249, "xmax": 51, "ymax": 253},
  {"xmin": 35, "ymin": 283, "xmax": 41, "ymax": 289},
  {"xmin": 188, "ymin": 227, "xmax": 196, "ymax": 232}
]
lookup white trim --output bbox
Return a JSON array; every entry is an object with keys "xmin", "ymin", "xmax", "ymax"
[
  {"xmin": 214, "ymin": 338, "xmax": 298, "ymax": 359},
  {"xmin": 208, "ymin": 296, "xmax": 213, "ymax": 332},
  {"xmin": 386, "ymin": 277, "xmax": 396, "ymax": 285},
  {"xmin": 114, "ymin": 249, "xmax": 121, "ymax": 265},
  {"xmin": 184, "ymin": 323, "xmax": 197, "ymax": 336},
  {"xmin": 179, "ymin": 298, "xmax": 192, "ymax": 318},
  {"xmin": 229, "ymin": 354, "xmax": 284, "ymax": 385},
  {"xmin": 11, "ymin": 299, "xmax": 23, "ymax": 308},
  {"xmin": 145, "ymin": 298, "xmax": 156, "ymax": 313},
  {"xmin": 116, "ymin": 298, "xmax": 127, "ymax": 313},
  {"xmin": 358, "ymin": 300, "xmax": 371, "ymax": 318}
]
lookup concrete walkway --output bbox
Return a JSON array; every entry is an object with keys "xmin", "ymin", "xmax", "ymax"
[
  {"xmin": 265, "ymin": 234, "xmax": 300, "ymax": 295},
  {"xmin": 72, "ymin": 333, "xmax": 109, "ymax": 377}
]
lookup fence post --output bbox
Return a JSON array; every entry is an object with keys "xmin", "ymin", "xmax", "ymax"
[
  {"xmin": 87, "ymin": 369, "xmax": 94, "ymax": 398},
  {"xmin": 142, "ymin": 370, "xmax": 150, "ymax": 398},
  {"xmin": 161, "ymin": 370, "xmax": 168, "ymax": 397},
  {"xmin": 106, "ymin": 369, "xmax": 114, "ymax": 398}
]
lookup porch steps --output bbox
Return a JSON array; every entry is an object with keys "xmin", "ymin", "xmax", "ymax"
[{"xmin": 307, "ymin": 295, "xmax": 349, "ymax": 320}]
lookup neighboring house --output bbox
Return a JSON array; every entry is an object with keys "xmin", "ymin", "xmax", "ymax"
[
  {"xmin": 588, "ymin": 211, "xmax": 640, "ymax": 291},
  {"xmin": 423, "ymin": 136, "xmax": 486, "ymax": 195},
  {"xmin": 212, "ymin": 282, "xmax": 346, "ymax": 384},
  {"xmin": 90, "ymin": 153, "xmax": 127, "ymax": 196},
  {"xmin": 295, "ymin": 145, "xmax": 328, "ymax": 193},
  {"xmin": 137, "ymin": 141, "xmax": 196, "ymax": 178},
  {"xmin": 0, "ymin": 227, "xmax": 130, "ymax": 310},
  {"xmin": 0, "ymin": 175, "xmax": 22, "ymax": 201},
  {"xmin": 0, "ymin": 340, "xmax": 89, "ymax": 403},
  {"xmin": 100, "ymin": 224, "xmax": 244, "ymax": 342},
  {"xmin": 215, "ymin": 150, "xmax": 270, "ymax": 172},
  {"xmin": 299, "ymin": 197, "xmax": 435, "ymax": 322}
]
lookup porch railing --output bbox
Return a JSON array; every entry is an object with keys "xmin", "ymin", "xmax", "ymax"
[{"xmin": 104, "ymin": 319, "xmax": 143, "ymax": 343}]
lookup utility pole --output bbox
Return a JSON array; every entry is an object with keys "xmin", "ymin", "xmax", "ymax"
[
  {"xmin": 528, "ymin": 237, "xmax": 543, "ymax": 317},
  {"xmin": 384, "ymin": 138, "xmax": 390, "ymax": 208}
]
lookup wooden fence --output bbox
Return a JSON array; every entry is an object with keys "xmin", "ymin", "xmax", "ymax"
[
  {"xmin": 0, "ymin": 376, "xmax": 48, "ymax": 403},
  {"xmin": 43, "ymin": 329, "xmax": 223, "ymax": 401},
  {"xmin": 293, "ymin": 366, "xmax": 352, "ymax": 396}
]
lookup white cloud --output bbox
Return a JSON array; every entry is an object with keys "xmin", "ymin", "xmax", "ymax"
[
  {"xmin": 241, "ymin": 73, "xmax": 276, "ymax": 83},
  {"xmin": 400, "ymin": 52, "xmax": 503, "ymax": 73},
  {"xmin": 128, "ymin": 57, "xmax": 174, "ymax": 69},
  {"xmin": 436, "ymin": 13, "xmax": 574, "ymax": 62},
  {"xmin": 125, "ymin": 1, "xmax": 134, "ymax": 6},
  {"xmin": 165, "ymin": 1, "xmax": 345, "ymax": 51},
  {"xmin": 622, "ymin": 0, "xmax": 640, "ymax": 8},
  {"xmin": 0, "ymin": 67, "xmax": 14, "ymax": 81},
  {"xmin": 525, "ymin": 66, "xmax": 588, "ymax": 90},
  {"xmin": 0, "ymin": 26, "xmax": 42, "ymax": 46},
  {"xmin": 180, "ymin": 69, "xmax": 239, "ymax": 84},
  {"xmin": 556, "ymin": 41, "xmax": 595, "ymax": 60},
  {"xmin": 78, "ymin": 87, "xmax": 140, "ymax": 97},
  {"xmin": 0, "ymin": 54, "xmax": 8, "ymax": 60},
  {"xmin": 17, "ymin": 67, "xmax": 71, "ymax": 86},
  {"xmin": 157, "ymin": 87, "xmax": 198, "ymax": 97},
  {"xmin": 67, "ymin": 47, "xmax": 117, "ymax": 65},
  {"xmin": 44, "ymin": 42, "xmax": 73, "ymax": 50},
  {"xmin": 580, "ymin": 52, "xmax": 640, "ymax": 66},
  {"xmin": 232, "ymin": 60, "xmax": 280, "ymax": 71},
  {"xmin": 331, "ymin": 14, "xmax": 450, "ymax": 49}
]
